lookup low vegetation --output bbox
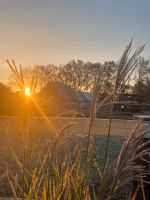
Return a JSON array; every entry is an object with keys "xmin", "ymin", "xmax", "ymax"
[{"xmin": 0, "ymin": 40, "xmax": 149, "ymax": 199}]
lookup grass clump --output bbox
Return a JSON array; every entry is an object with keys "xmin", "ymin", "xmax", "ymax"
[{"xmin": 3, "ymin": 40, "xmax": 150, "ymax": 199}]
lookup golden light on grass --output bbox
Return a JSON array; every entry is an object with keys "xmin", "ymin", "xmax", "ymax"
[{"xmin": 25, "ymin": 87, "xmax": 31, "ymax": 97}]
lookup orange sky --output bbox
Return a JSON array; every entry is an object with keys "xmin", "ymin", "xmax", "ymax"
[{"xmin": 0, "ymin": 0, "xmax": 150, "ymax": 83}]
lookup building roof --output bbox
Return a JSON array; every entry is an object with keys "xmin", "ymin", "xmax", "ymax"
[
  {"xmin": 75, "ymin": 91, "xmax": 92, "ymax": 102},
  {"xmin": 39, "ymin": 81, "xmax": 93, "ymax": 103}
]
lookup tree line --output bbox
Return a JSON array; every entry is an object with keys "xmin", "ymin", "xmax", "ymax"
[
  {"xmin": 22, "ymin": 60, "xmax": 116, "ymax": 100},
  {"xmin": 21, "ymin": 57, "xmax": 150, "ymax": 102}
]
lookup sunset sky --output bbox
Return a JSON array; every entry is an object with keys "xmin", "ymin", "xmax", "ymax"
[{"xmin": 0, "ymin": 0, "xmax": 150, "ymax": 82}]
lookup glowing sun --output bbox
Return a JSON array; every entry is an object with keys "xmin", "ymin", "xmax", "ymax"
[{"xmin": 25, "ymin": 87, "xmax": 31, "ymax": 97}]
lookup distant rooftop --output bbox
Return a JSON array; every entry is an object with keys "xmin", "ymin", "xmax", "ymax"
[{"xmin": 38, "ymin": 81, "xmax": 93, "ymax": 103}]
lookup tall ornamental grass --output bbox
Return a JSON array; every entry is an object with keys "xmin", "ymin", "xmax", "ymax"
[{"xmin": 5, "ymin": 40, "xmax": 150, "ymax": 199}]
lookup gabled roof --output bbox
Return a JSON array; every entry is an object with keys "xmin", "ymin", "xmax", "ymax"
[{"xmin": 38, "ymin": 81, "xmax": 92, "ymax": 103}]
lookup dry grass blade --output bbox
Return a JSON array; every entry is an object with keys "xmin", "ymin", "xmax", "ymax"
[
  {"xmin": 7, "ymin": 59, "xmax": 38, "ymax": 95},
  {"xmin": 105, "ymin": 121, "xmax": 150, "ymax": 198},
  {"xmin": 114, "ymin": 39, "xmax": 144, "ymax": 95},
  {"xmin": 7, "ymin": 171, "xmax": 20, "ymax": 200},
  {"xmin": 50, "ymin": 122, "xmax": 79, "ymax": 156},
  {"xmin": 140, "ymin": 178, "xmax": 146, "ymax": 200},
  {"xmin": 86, "ymin": 67, "xmax": 103, "ymax": 160}
]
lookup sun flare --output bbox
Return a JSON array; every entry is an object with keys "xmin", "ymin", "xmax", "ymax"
[{"xmin": 25, "ymin": 87, "xmax": 31, "ymax": 97}]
